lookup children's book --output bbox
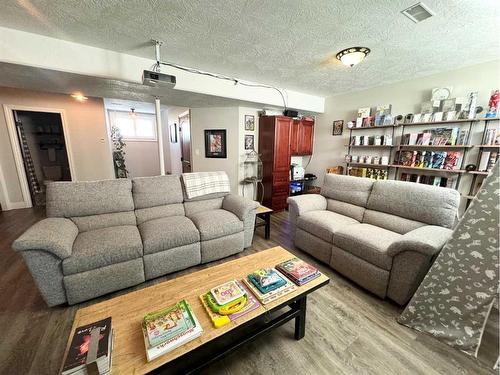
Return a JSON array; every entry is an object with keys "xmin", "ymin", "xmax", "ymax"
[
  {"xmin": 143, "ymin": 300, "xmax": 196, "ymax": 348},
  {"xmin": 243, "ymin": 270, "xmax": 296, "ymax": 305},
  {"xmin": 249, "ymin": 268, "xmax": 285, "ymax": 288},
  {"xmin": 142, "ymin": 307, "xmax": 203, "ymax": 362},
  {"xmin": 210, "ymin": 280, "xmax": 246, "ymax": 306},
  {"xmin": 275, "ymin": 257, "xmax": 319, "ymax": 283},
  {"xmin": 248, "ymin": 274, "xmax": 286, "ymax": 294}
]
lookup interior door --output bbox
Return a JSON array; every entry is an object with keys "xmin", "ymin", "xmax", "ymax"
[{"xmin": 179, "ymin": 113, "xmax": 192, "ymax": 173}]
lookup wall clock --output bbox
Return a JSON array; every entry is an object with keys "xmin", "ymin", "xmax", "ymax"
[{"xmin": 432, "ymin": 87, "xmax": 452, "ymax": 101}]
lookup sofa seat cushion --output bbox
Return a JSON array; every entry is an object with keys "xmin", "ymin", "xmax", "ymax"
[
  {"xmin": 63, "ymin": 225, "xmax": 143, "ymax": 275},
  {"xmin": 297, "ymin": 210, "xmax": 359, "ymax": 243},
  {"xmin": 189, "ymin": 209, "xmax": 243, "ymax": 241},
  {"xmin": 139, "ymin": 216, "xmax": 200, "ymax": 255},
  {"xmin": 333, "ymin": 224, "xmax": 401, "ymax": 271}
]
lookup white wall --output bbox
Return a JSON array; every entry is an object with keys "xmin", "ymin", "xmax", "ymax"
[
  {"xmin": 311, "ymin": 60, "xmax": 500, "ymax": 204},
  {"xmin": 0, "ymin": 86, "xmax": 113, "ymax": 208},
  {"xmin": 0, "ymin": 26, "xmax": 325, "ymax": 113}
]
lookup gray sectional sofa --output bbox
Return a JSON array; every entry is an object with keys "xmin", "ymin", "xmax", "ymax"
[
  {"xmin": 288, "ymin": 174, "xmax": 460, "ymax": 305},
  {"xmin": 13, "ymin": 175, "xmax": 259, "ymax": 306}
]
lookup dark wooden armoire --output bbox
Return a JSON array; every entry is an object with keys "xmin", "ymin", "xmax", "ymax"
[{"xmin": 258, "ymin": 115, "xmax": 314, "ymax": 211}]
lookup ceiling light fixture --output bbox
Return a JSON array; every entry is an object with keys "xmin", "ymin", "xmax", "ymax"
[
  {"xmin": 336, "ymin": 47, "xmax": 371, "ymax": 67},
  {"xmin": 70, "ymin": 92, "xmax": 88, "ymax": 101},
  {"xmin": 129, "ymin": 108, "xmax": 136, "ymax": 117}
]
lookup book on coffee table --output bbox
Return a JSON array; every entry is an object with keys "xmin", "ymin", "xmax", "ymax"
[
  {"xmin": 62, "ymin": 317, "xmax": 113, "ymax": 375},
  {"xmin": 243, "ymin": 269, "xmax": 296, "ymax": 304},
  {"xmin": 276, "ymin": 257, "xmax": 320, "ymax": 286},
  {"xmin": 143, "ymin": 300, "xmax": 197, "ymax": 348},
  {"xmin": 247, "ymin": 268, "xmax": 287, "ymax": 294},
  {"xmin": 142, "ymin": 300, "xmax": 203, "ymax": 362}
]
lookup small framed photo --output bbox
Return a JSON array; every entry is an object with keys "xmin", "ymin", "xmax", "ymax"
[
  {"xmin": 332, "ymin": 120, "xmax": 343, "ymax": 135},
  {"xmin": 244, "ymin": 134, "xmax": 254, "ymax": 150},
  {"xmin": 204, "ymin": 129, "xmax": 227, "ymax": 158},
  {"xmin": 244, "ymin": 115, "xmax": 255, "ymax": 131}
]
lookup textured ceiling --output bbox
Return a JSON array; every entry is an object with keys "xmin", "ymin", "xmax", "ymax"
[
  {"xmin": 0, "ymin": 0, "xmax": 499, "ymax": 96},
  {"xmin": 0, "ymin": 62, "xmax": 271, "ymax": 109}
]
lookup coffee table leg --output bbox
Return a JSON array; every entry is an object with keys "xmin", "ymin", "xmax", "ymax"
[
  {"xmin": 264, "ymin": 212, "xmax": 271, "ymax": 239},
  {"xmin": 294, "ymin": 296, "xmax": 307, "ymax": 340}
]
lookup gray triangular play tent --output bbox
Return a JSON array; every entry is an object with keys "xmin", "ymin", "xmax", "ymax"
[{"xmin": 398, "ymin": 162, "xmax": 499, "ymax": 357}]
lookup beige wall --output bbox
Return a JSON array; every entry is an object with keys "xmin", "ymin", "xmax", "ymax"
[
  {"xmin": 190, "ymin": 106, "xmax": 267, "ymax": 196},
  {"xmin": 311, "ymin": 60, "xmax": 500, "ymax": 202},
  {"xmin": 238, "ymin": 107, "xmax": 260, "ymax": 197},
  {"xmin": 190, "ymin": 107, "xmax": 240, "ymax": 193},
  {"xmin": 165, "ymin": 107, "xmax": 188, "ymax": 175},
  {"xmin": 0, "ymin": 87, "xmax": 113, "ymax": 208},
  {"xmin": 122, "ymin": 140, "xmax": 160, "ymax": 178}
]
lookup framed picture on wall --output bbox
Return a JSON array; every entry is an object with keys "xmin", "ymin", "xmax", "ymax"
[
  {"xmin": 204, "ymin": 129, "xmax": 227, "ymax": 158},
  {"xmin": 169, "ymin": 123, "xmax": 178, "ymax": 143},
  {"xmin": 244, "ymin": 134, "xmax": 254, "ymax": 150},
  {"xmin": 245, "ymin": 115, "xmax": 255, "ymax": 131},
  {"xmin": 332, "ymin": 120, "xmax": 344, "ymax": 136}
]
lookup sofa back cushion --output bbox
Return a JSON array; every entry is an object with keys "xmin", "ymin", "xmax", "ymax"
[
  {"xmin": 132, "ymin": 175, "xmax": 183, "ymax": 209},
  {"xmin": 322, "ymin": 174, "xmax": 374, "ymax": 207},
  {"xmin": 363, "ymin": 210, "xmax": 425, "ymax": 234},
  {"xmin": 366, "ymin": 180, "xmax": 459, "ymax": 228},
  {"xmin": 184, "ymin": 197, "xmax": 224, "ymax": 216},
  {"xmin": 46, "ymin": 179, "xmax": 134, "ymax": 218},
  {"xmin": 327, "ymin": 199, "xmax": 365, "ymax": 222},
  {"xmin": 132, "ymin": 175, "xmax": 185, "ymax": 224}
]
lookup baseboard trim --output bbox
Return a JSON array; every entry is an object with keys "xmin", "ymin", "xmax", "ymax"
[{"xmin": 3, "ymin": 201, "xmax": 29, "ymax": 210}]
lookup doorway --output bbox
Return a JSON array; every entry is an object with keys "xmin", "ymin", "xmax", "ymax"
[
  {"xmin": 179, "ymin": 112, "xmax": 192, "ymax": 173},
  {"xmin": 6, "ymin": 109, "xmax": 73, "ymax": 207}
]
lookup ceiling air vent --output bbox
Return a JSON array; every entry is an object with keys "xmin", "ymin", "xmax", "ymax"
[{"xmin": 401, "ymin": 2, "xmax": 434, "ymax": 23}]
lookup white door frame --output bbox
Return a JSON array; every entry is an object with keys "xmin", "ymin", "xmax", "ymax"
[{"xmin": 2, "ymin": 104, "xmax": 76, "ymax": 208}]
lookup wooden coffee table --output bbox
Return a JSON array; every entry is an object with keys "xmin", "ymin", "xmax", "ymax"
[{"xmin": 61, "ymin": 247, "xmax": 329, "ymax": 374}]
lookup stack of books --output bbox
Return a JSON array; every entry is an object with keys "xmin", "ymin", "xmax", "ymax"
[
  {"xmin": 142, "ymin": 300, "xmax": 203, "ymax": 362},
  {"xmin": 276, "ymin": 258, "xmax": 320, "ymax": 286},
  {"xmin": 200, "ymin": 279, "xmax": 260, "ymax": 328},
  {"xmin": 62, "ymin": 317, "xmax": 113, "ymax": 375},
  {"xmin": 400, "ymin": 173, "xmax": 456, "ymax": 188},
  {"xmin": 401, "ymin": 127, "xmax": 466, "ymax": 146},
  {"xmin": 396, "ymin": 150, "xmax": 462, "ymax": 170},
  {"xmin": 243, "ymin": 268, "xmax": 296, "ymax": 304}
]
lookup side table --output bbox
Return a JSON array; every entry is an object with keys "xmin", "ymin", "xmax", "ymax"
[{"xmin": 255, "ymin": 205, "xmax": 273, "ymax": 239}]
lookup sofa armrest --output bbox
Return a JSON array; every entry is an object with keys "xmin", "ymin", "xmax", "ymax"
[
  {"xmin": 222, "ymin": 194, "xmax": 259, "ymax": 221},
  {"xmin": 287, "ymin": 194, "xmax": 327, "ymax": 216},
  {"xmin": 12, "ymin": 218, "xmax": 78, "ymax": 259},
  {"xmin": 387, "ymin": 225, "xmax": 453, "ymax": 257}
]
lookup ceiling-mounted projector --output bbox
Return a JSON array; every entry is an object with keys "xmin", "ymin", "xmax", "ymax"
[{"xmin": 142, "ymin": 70, "xmax": 176, "ymax": 87}]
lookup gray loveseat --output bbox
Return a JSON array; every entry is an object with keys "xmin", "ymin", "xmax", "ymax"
[
  {"xmin": 13, "ymin": 175, "xmax": 258, "ymax": 306},
  {"xmin": 288, "ymin": 174, "xmax": 459, "ymax": 305}
]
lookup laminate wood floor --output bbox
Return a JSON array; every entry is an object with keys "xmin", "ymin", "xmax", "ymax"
[{"xmin": 0, "ymin": 208, "xmax": 497, "ymax": 375}]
